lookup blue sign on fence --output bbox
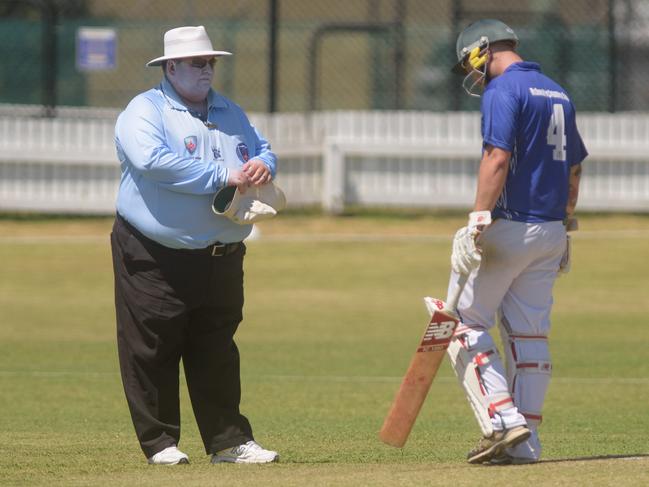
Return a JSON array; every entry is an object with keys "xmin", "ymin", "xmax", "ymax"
[{"xmin": 76, "ymin": 27, "xmax": 117, "ymax": 71}]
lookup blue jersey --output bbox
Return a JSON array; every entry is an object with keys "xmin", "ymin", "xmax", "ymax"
[{"xmin": 481, "ymin": 62, "xmax": 587, "ymax": 222}]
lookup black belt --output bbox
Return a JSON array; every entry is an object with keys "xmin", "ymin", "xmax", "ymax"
[
  {"xmin": 204, "ymin": 241, "xmax": 242, "ymax": 257},
  {"xmin": 116, "ymin": 213, "xmax": 242, "ymax": 257},
  {"xmin": 179, "ymin": 240, "xmax": 242, "ymax": 257}
]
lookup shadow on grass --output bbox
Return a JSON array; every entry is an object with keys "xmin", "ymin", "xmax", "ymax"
[
  {"xmin": 542, "ymin": 453, "xmax": 649, "ymax": 464},
  {"xmin": 487, "ymin": 453, "xmax": 649, "ymax": 467}
]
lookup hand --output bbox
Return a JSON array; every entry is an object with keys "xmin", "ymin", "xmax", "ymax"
[
  {"xmin": 564, "ymin": 216, "xmax": 579, "ymax": 232},
  {"xmin": 450, "ymin": 211, "xmax": 492, "ymax": 275},
  {"xmin": 558, "ymin": 216, "xmax": 577, "ymax": 276},
  {"xmin": 451, "ymin": 226, "xmax": 482, "ymax": 275},
  {"xmin": 227, "ymin": 169, "xmax": 250, "ymax": 194},
  {"xmin": 243, "ymin": 159, "xmax": 272, "ymax": 186},
  {"xmin": 558, "ymin": 235, "xmax": 572, "ymax": 275}
]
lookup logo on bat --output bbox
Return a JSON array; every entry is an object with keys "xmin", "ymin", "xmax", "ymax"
[
  {"xmin": 417, "ymin": 316, "xmax": 457, "ymax": 352},
  {"xmin": 431, "ymin": 298, "xmax": 445, "ymax": 310}
]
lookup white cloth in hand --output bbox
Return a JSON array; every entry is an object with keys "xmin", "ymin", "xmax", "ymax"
[
  {"xmin": 451, "ymin": 226, "xmax": 482, "ymax": 275},
  {"xmin": 212, "ymin": 181, "xmax": 287, "ymax": 225}
]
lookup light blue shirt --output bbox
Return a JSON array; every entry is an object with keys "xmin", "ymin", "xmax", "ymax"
[{"xmin": 115, "ymin": 77, "xmax": 277, "ymax": 248}]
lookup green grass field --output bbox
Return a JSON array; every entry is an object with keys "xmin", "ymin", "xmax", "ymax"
[{"xmin": 1, "ymin": 212, "xmax": 648, "ymax": 486}]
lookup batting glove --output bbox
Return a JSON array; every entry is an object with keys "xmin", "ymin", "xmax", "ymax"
[
  {"xmin": 558, "ymin": 216, "xmax": 578, "ymax": 275},
  {"xmin": 450, "ymin": 211, "xmax": 492, "ymax": 275},
  {"xmin": 558, "ymin": 235, "xmax": 572, "ymax": 275}
]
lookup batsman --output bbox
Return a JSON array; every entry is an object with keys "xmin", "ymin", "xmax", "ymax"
[{"xmin": 446, "ymin": 19, "xmax": 586, "ymax": 464}]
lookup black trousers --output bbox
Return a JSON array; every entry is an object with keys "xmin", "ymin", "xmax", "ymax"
[{"xmin": 110, "ymin": 215, "xmax": 253, "ymax": 458}]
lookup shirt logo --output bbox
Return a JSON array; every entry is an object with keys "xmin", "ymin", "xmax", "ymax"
[
  {"xmin": 236, "ymin": 142, "xmax": 249, "ymax": 162},
  {"xmin": 184, "ymin": 136, "xmax": 198, "ymax": 154},
  {"xmin": 212, "ymin": 147, "xmax": 222, "ymax": 160}
]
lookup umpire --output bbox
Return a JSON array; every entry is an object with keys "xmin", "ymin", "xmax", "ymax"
[{"xmin": 110, "ymin": 26, "xmax": 279, "ymax": 465}]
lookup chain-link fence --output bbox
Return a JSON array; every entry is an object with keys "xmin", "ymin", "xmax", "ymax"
[{"xmin": 0, "ymin": 0, "xmax": 647, "ymax": 113}]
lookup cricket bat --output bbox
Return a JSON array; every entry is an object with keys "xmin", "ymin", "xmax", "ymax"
[{"xmin": 379, "ymin": 273, "xmax": 469, "ymax": 448}]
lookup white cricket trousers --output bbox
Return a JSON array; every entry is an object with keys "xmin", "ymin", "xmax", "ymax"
[{"xmin": 447, "ymin": 219, "xmax": 567, "ymax": 459}]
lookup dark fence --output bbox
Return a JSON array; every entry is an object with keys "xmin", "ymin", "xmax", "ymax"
[{"xmin": 0, "ymin": 0, "xmax": 645, "ymax": 113}]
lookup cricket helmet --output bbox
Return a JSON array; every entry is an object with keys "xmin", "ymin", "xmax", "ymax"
[{"xmin": 451, "ymin": 19, "xmax": 518, "ymax": 74}]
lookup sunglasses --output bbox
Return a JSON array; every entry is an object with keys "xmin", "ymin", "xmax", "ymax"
[{"xmin": 181, "ymin": 57, "xmax": 217, "ymax": 69}]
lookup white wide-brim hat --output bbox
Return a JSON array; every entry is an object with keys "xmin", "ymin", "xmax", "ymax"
[{"xmin": 147, "ymin": 25, "xmax": 232, "ymax": 67}]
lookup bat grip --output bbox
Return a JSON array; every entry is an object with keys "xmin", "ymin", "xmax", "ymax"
[{"xmin": 446, "ymin": 272, "xmax": 469, "ymax": 311}]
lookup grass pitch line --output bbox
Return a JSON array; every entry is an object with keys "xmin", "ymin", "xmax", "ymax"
[
  {"xmin": 2, "ymin": 369, "xmax": 649, "ymax": 385},
  {"xmin": 256, "ymin": 374, "xmax": 649, "ymax": 385},
  {"xmin": 0, "ymin": 369, "xmax": 116, "ymax": 378},
  {"xmin": 0, "ymin": 234, "xmax": 452, "ymax": 244},
  {"xmin": 2, "ymin": 229, "xmax": 649, "ymax": 245},
  {"xmin": 0, "ymin": 235, "xmax": 108, "ymax": 244}
]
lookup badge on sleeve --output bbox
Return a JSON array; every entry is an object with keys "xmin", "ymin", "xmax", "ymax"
[
  {"xmin": 184, "ymin": 136, "xmax": 198, "ymax": 154},
  {"xmin": 236, "ymin": 142, "xmax": 249, "ymax": 162}
]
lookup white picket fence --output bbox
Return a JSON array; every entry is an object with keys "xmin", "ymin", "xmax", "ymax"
[{"xmin": 0, "ymin": 104, "xmax": 648, "ymax": 214}]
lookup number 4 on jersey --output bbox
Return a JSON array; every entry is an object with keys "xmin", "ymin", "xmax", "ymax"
[{"xmin": 547, "ymin": 103, "xmax": 567, "ymax": 161}]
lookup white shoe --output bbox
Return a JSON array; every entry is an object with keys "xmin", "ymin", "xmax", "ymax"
[
  {"xmin": 147, "ymin": 445, "xmax": 190, "ymax": 465},
  {"xmin": 211, "ymin": 440, "xmax": 279, "ymax": 464}
]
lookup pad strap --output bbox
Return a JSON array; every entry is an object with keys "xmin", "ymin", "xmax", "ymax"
[
  {"xmin": 516, "ymin": 361, "xmax": 552, "ymax": 374},
  {"xmin": 517, "ymin": 411, "xmax": 543, "ymax": 429},
  {"xmin": 454, "ymin": 323, "xmax": 487, "ymax": 336},
  {"xmin": 488, "ymin": 394, "xmax": 515, "ymax": 417}
]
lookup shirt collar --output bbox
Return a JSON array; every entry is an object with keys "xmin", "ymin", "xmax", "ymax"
[
  {"xmin": 159, "ymin": 76, "xmax": 228, "ymax": 111},
  {"xmin": 504, "ymin": 61, "xmax": 541, "ymax": 74}
]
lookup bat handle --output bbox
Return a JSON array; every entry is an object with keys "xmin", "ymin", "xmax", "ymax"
[{"xmin": 446, "ymin": 271, "xmax": 469, "ymax": 312}]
